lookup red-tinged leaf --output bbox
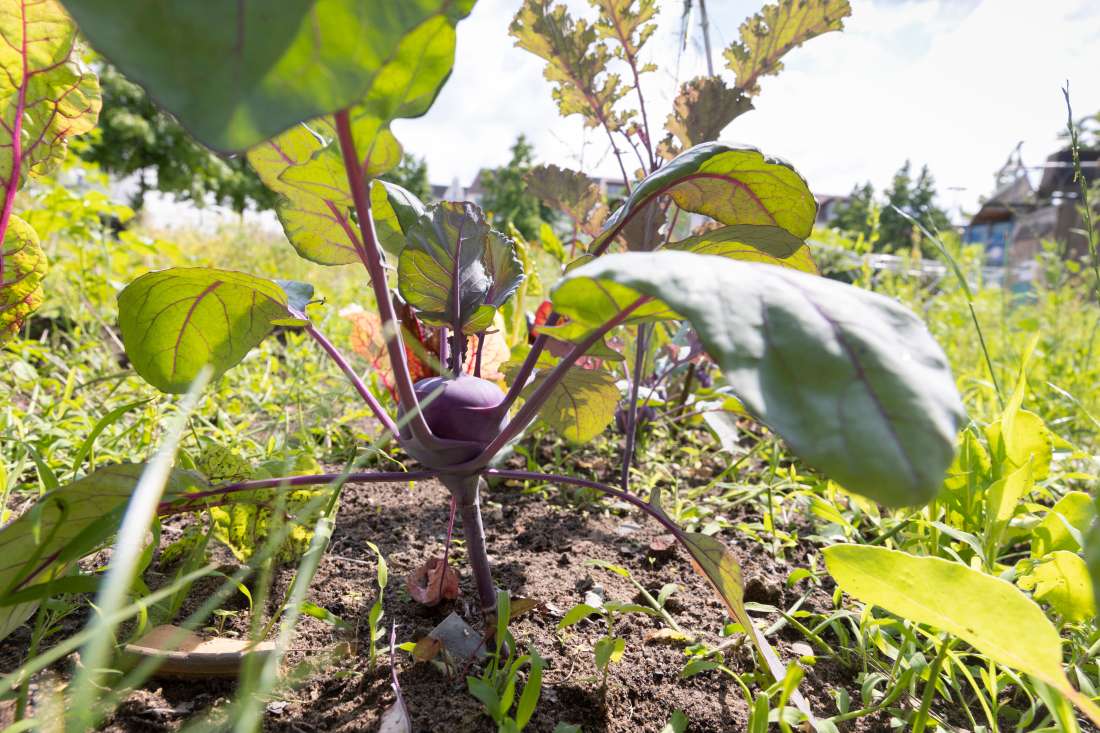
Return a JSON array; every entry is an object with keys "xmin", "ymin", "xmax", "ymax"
[
  {"xmin": 412, "ymin": 636, "xmax": 442, "ymax": 661},
  {"xmin": 406, "ymin": 557, "xmax": 460, "ymax": 607},
  {"xmin": 658, "ymin": 76, "xmax": 754, "ymax": 161},
  {"xmin": 524, "ymin": 165, "xmax": 609, "ymax": 237},
  {"xmin": 509, "ymin": 598, "xmax": 540, "ymax": 620},
  {"xmin": 463, "ymin": 330, "xmax": 510, "ymax": 381},
  {"xmin": 647, "ymin": 486, "xmax": 817, "ymax": 727}
]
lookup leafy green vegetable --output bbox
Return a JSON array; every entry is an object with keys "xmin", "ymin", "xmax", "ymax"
[
  {"xmin": 1032, "ymin": 491, "xmax": 1095, "ymax": 558},
  {"xmin": 1018, "ymin": 551, "xmax": 1096, "ymax": 623},
  {"xmin": 398, "ymin": 203, "xmax": 497, "ymax": 333},
  {"xmin": 1, "ymin": 219, "xmax": 48, "ymax": 346},
  {"xmin": 63, "ymin": 0, "xmax": 475, "ymax": 152},
  {"xmin": 658, "ymin": 76, "xmax": 754, "ymax": 160},
  {"xmin": 551, "ymin": 251, "xmax": 964, "ymax": 506}
]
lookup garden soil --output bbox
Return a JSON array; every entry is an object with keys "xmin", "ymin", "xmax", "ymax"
[{"xmin": 1, "ymin": 464, "xmax": 973, "ymax": 733}]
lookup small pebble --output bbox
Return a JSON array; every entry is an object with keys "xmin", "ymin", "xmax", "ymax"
[{"xmin": 653, "ymin": 671, "xmax": 665, "ymax": 683}]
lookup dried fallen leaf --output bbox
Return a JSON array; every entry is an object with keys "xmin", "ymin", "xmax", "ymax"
[
  {"xmin": 644, "ymin": 628, "xmax": 690, "ymax": 644},
  {"xmin": 649, "ymin": 534, "xmax": 677, "ymax": 556},
  {"xmin": 412, "ymin": 636, "xmax": 442, "ymax": 661},
  {"xmin": 406, "ymin": 557, "xmax": 460, "ymax": 607}
]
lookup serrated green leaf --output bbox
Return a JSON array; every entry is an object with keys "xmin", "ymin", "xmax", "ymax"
[
  {"xmin": 1033, "ymin": 492, "xmax": 1096, "ymax": 558},
  {"xmin": 591, "ymin": 142, "xmax": 817, "ymax": 255},
  {"xmin": 196, "ymin": 440, "xmax": 255, "ymax": 484},
  {"xmin": 665, "ymin": 224, "xmax": 818, "ymax": 275},
  {"xmin": 822, "ymin": 544, "xmax": 1100, "ymax": 726},
  {"xmin": 398, "ymin": 202, "xmax": 493, "ymax": 332},
  {"xmin": 118, "ymin": 267, "xmax": 303, "ymax": 394},
  {"xmin": 63, "ymin": 0, "xmax": 474, "ymax": 153},
  {"xmin": 658, "ymin": 76, "xmax": 754, "ymax": 160},
  {"xmin": 1, "ymin": 217, "xmax": 47, "ymax": 346},
  {"xmin": 723, "ymin": 0, "xmax": 851, "ymax": 96},
  {"xmin": 1018, "ymin": 551, "xmax": 1096, "ymax": 623},
  {"xmin": 525, "ymin": 165, "xmax": 608, "ymax": 237},
  {"xmin": 551, "ymin": 251, "xmax": 963, "ymax": 507},
  {"xmin": 520, "ymin": 367, "xmax": 618, "ymax": 443}
]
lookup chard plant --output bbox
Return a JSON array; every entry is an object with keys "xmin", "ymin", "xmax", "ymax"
[{"xmin": 1, "ymin": 0, "xmax": 972, "ymax": 724}]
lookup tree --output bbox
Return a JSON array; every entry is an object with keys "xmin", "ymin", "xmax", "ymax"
[
  {"xmin": 481, "ymin": 135, "xmax": 555, "ymax": 240},
  {"xmin": 79, "ymin": 61, "xmax": 278, "ymax": 215},
  {"xmin": 830, "ymin": 182, "xmax": 876, "ymax": 242},
  {"xmin": 378, "ymin": 153, "xmax": 432, "ymax": 202},
  {"xmin": 877, "ymin": 161, "xmax": 952, "ymax": 255}
]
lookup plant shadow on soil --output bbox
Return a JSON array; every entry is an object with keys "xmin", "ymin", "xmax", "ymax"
[{"xmin": 2, "ymin": 470, "xmax": 907, "ymax": 733}]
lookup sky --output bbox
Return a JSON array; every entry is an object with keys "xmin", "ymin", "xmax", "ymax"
[{"xmin": 391, "ymin": 0, "xmax": 1100, "ymax": 223}]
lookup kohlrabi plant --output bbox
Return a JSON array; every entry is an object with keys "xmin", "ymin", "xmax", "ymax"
[{"xmin": 11, "ymin": 0, "xmax": 966, "ymax": 723}]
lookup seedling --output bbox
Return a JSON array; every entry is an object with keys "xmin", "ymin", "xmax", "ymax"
[
  {"xmin": 365, "ymin": 541, "xmax": 388, "ymax": 670},
  {"xmin": 557, "ymin": 598, "xmax": 657, "ymax": 691},
  {"xmin": 206, "ymin": 608, "xmax": 238, "ymax": 637}
]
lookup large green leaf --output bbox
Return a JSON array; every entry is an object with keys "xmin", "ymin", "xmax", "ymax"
[
  {"xmin": 247, "ymin": 123, "xmax": 363, "ymax": 266},
  {"xmin": 0, "ymin": 217, "xmax": 47, "ymax": 346},
  {"xmin": 723, "ymin": 0, "xmax": 851, "ymax": 96},
  {"xmin": 550, "ymin": 251, "xmax": 963, "ymax": 507},
  {"xmin": 822, "ymin": 544, "xmax": 1100, "ymax": 727},
  {"xmin": 117, "ymin": 268, "xmax": 310, "ymax": 393},
  {"xmin": 62, "ymin": 0, "xmax": 474, "ymax": 153},
  {"xmin": 591, "ymin": 142, "xmax": 817, "ymax": 254},
  {"xmin": 518, "ymin": 366, "xmax": 618, "ymax": 443},
  {"xmin": 665, "ymin": 224, "xmax": 819, "ymax": 275},
  {"xmin": 398, "ymin": 203, "xmax": 495, "ymax": 333},
  {"xmin": 0, "ymin": 464, "xmax": 206, "ymax": 642}
]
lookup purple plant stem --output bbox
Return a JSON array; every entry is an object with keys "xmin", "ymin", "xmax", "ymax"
[
  {"xmin": 305, "ymin": 325, "xmax": 400, "ymax": 438},
  {"xmin": 495, "ymin": 313, "xmax": 560, "ymax": 415},
  {"xmin": 621, "ymin": 323, "xmax": 649, "ymax": 491},
  {"xmin": 455, "ymin": 297, "xmax": 652, "ymax": 472},
  {"xmin": 439, "ymin": 327, "xmax": 449, "ymax": 376},
  {"xmin": 435, "ymin": 496, "xmax": 457, "ymax": 599},
  {"xmin": 442, "ymin": 475, "xmax": 497, "ymax": 617},
  {"xmin": 477, "ymin": 469, "xmax": 683, "ymax": 537},
  {"xmin": 473, "ymin": 333, "xmax": 486, "ymax": 378},
  {"xmin": 333, "ymin": 110, "xmax": 434, "ymax": 447},
  {"xmin": 167, "ymin": 471, "xmax": 443, "ymax": 505}
]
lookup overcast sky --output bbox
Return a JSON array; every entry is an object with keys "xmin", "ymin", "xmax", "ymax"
[{"xmin": 392, "ymin": 0, "xmax": 1100, "ymax": 223}]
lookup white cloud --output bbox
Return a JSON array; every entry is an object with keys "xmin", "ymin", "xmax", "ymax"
[{"xmin": 394, "ymin": 0, "xmax": 1100, "ymax": 221}]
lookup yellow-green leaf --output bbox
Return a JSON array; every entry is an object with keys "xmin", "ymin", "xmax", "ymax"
[
  {"xmin": 986, "ymin": 410, "xmax": 1052, "ymax": 481},
  {"xmin": 1033, "ymin": 492, "xmax": 1096, "ymax": 558},
  {"xmin": 0, "ymin": 217, "xmax": 47, "ymax": 346},
  {"xmin": 1018, "ymin": 551, "xmax": 1096, "ymax": 623},
  {"xmin": 822, "ymin": 544, "xmax": 1100, "ymax": 727},
  {"xmin": 520, "ymin": 367, "xmax": 618, "ymax": 443}
]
